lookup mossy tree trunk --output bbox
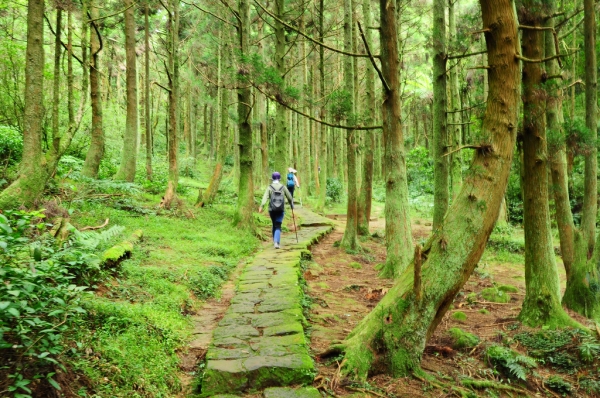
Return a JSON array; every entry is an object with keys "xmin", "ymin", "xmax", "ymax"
[
  {"xmin": 340, "ymin": 0, "xmax": 359, "ymax": 251},
  {"xmin": 580, "ymin": 0, "xmax": 597, "ymax": 254},
  {"xmin": 162, "ymin": 0, "xmax": 180, "ymax": 208},
  {"xmin": 51, "ymin": 8, "xmax": 62, "ymax": 154},
  {"xmin": 335, "ymin": 0, "xmax": 520, "ymax": 379},
  {"xmin": 432, "ymin": 0, "xmax": 448, "ymax": 230},
  {"xmin": 82, "ymin": 0, "xmax": 105, "ymax": 178},
  {"xmin": 517, "ymin": 3, "xmax": 575, "ymax": 328},
  {"xmin": 234, "ymin": 0, "xmax": 255, "ymax": 230},
  {"xmin": 376, "ymin": 0, "xmax": 412, "ymax": 279},
  {"xmin": 115, "ymin": 0, "xmax": 139, "ymax": 182},
  {"xmin": 448, "ymin": 0, "xmax": 462, "ymax": 199},
  {"xmin": 315, "ymin": 0, "xmax": 327, "ymax": 213},
  {"xmin": 145, "ymin": 2, "xmax": 152, "ymax": 180},
  {"xmin": 274, "ymin": 0, "xmax": 288, "ymax": 175},
  {"xmin": 0, "ymin": 0, "xmax": 46, "ymax": 208},
  {"xmin": 357, "ymin": 0, "xmax": 375, "ymax": 236}
]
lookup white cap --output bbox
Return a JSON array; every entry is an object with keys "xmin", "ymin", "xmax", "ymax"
[{"xmin": 288, "ymin": 167, "xmax": 297, "ymax": 173}]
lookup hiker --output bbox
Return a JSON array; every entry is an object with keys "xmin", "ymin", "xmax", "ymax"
[
  {"xmin": 258, "ymin": 172, "xmax": 294, "ymax": 249},
  {"xmin": 286, "ymin": 167, "xmax": 300, "ymax": 198}
]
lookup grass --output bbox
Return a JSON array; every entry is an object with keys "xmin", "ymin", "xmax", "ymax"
[{"xmin": 69, "ymin": 187, "xmax": 259, "ymax": 396}]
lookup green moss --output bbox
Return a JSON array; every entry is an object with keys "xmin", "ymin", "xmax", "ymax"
[
  {"xmin": 452, "ymin": 311, "xmax": 468, "ymax": 322},
  {"xmin": 466, "ymin": 292, "xmax": 477, "ymax": 304},
  {"xmin": 349, "ymin": 262, "xmax": 362, "ymax": 269},
  {"xmin": 481, "ymin": 287, "xmax": 511, "ymax": 303},
  {"xmin": 479, "ymin": 309, "xmax": 490, "ymax": 315},
  {"xmin": 498, "ymin": 284, "xmax": 519, "ymax": 293},
  {"xmin": 448, "ymin": 328, "xmax": 479, "ymax": 349}
]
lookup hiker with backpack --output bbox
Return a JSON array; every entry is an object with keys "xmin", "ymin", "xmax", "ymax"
[
  {"xmin": 258, "ymin": 172, "xmax": 294, "ymax": 249},
  {"xmin": 286, "ymin": 167, "xmax": 300, "ymax": 197}
]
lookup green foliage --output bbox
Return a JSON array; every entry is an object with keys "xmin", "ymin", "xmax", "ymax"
[
  {"xmin": 189, "ymin": 264, "xmax": 232, "ymax": 300},
  {"xmin": 481, "ymin": 287, "xmax": 511, "ymax": 303},
  {"xmin": 448, "ymin": 327, "xmax": 479, "ymax": 349},
  {"xmin": 329, "ymin": 90, "xmax": 353, "ymax": 122},
  {"xmin": 326, "ymin": 177, "xmax": 343, "ymax": 204},
  {"xmin": 406, "ymin": 147, "xmax": 434, "ymax": 197},
  {"xmin": 349, "ymin": 262, "xmax": 362, "ymax": 269},
  {"xmin": 0, "ymin": 209, "xmax": 124, "ymax": 397},
  {"xmin": 485, "ymin": 345, "xmax": 537, "ymax": 381},
  {"xmin": 514, "ymin": 328, "xmax": 600, "ymax": 372},
  {"xmin": 580, "ymin": 377, "xmax": 600, "ymax": 394},
  {"xmin": 452, "ymin": 311, "xmax": 468, "ymax": 322},
  {"xmin": 505, "ymin": 155, "xmax": 523, "ymax": 224},
  {"xmin": 545, "ymin": 375, "xmax": 572, "ymax": 395},
  {"xmin": 0, "ymin": 125, "xmax": 23, "ymax": 166},
  {"xmin": 497, "ymin": 284, "xmax": 519, "ymax": 293}
]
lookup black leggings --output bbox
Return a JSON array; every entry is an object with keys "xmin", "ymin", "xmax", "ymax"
[{"xmin": 288, "ymin": 185, "xmax": 295, "ymax": 197}]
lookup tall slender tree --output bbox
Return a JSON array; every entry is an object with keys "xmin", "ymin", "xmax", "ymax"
[{"xmin": 115, "ymin": 0, "xmax": 139, "ymax": 181}]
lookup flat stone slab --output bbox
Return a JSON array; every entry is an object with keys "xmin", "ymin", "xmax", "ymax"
[
  {"xmin": 263, "ymin": 387, "xmax": 322, "ymax": 398},
  {"xmin": 200, "ymin": 208, "xmax": 333, "ymax": 396}
]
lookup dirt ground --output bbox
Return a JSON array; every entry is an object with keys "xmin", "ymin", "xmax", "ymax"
[{"xmin": 305, "ymin": 216, "xmax": 600, "ymax": 398}]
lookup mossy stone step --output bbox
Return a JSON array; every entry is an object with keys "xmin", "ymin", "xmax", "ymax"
[
  {"xmin": 200, "ymin": 208, "xmax": 333, "ymax": 396},
  {"xmin": 263, "ymin": 386, "xmax": 321, "ymax": 398}
]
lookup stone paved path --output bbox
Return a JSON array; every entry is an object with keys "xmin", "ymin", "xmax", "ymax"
[{"xmin": 200, "ymin": 208, "xmax": 333, "ymax": 396}]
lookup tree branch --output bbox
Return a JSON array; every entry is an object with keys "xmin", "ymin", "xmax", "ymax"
[
  {"xmin": 44, "ymin": 13, "xmax": 84, "ymax": 65},
  {"xmin": 87, "ymin": 2, "xmax": 137, "ymax": 23},
  {"xmin": 515, "ymin": 50, "xmax": 577, "ymax": 63},
  {"xmin": 447, "ymin": 49, "xmax": 487, "ymax": 60},
  {"xmin": 252, "ymin": 0, "xmax": 373, "ymax": 58},
  {"xmin": 357, "ymin": 21, "xmax": 390, "ymax": 92},
  {"xmin": 182, "ymin": 0, "xmax": 238, "ymax": 28},
  {"xmin": 446, "ymin": 102, "xmax": 485, "ymax": 114},
  {"xmin": 152, "ymin": 81, "xmax": 171, "ymax": 92}
]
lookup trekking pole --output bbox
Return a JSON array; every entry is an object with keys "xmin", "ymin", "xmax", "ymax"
[{"xmin": 291, "ymin": 204, "xmax": 299, "ymax": 243}]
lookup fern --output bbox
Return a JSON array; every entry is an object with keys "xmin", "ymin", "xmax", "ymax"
[
  {"xmin": 72, "ymin": 225, "xmax": 125, "ymax": 251},
  {"xmin": 486, "ymin": 345, "xmax": 536, "ymax": 381}
]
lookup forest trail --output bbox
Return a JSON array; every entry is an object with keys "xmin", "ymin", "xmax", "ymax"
[{"xmin": 195, "ymin": 208, "xmax": 333, "ymax": 396}]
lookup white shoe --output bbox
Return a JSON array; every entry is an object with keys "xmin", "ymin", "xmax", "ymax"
[{"xmin": 274, "ymin": 243, "xmax": 280, "ymax": 249}]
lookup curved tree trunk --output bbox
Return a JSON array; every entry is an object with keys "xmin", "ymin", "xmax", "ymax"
[
  {"xmin": 115, "ymin": 0, "xmax": 139, "ymax": 182},
  {"xmin": 0, "ymin": 0, "xmax": 46, "ymax": 208},
  {"xmin": 336, "ymin": 0, "xmax": 520, "ymax": 379}
]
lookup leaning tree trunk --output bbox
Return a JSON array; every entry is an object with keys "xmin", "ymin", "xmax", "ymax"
[
  {"xmin": 432, "ymin": 0, "xmax": 448, "ymax": 230},
  {"xmin": 162, "ymin": 0, "xmax": 179, "ymax": 207},
  {"xmin": 376, "ymin": 0, "xmax": 412, "ymax": 279},
  {"xmin": 518, "ymin": 5, "xmax": 575, "ymax": 328},
  {"xmin": 340, "ymin": 0, "xmax": 359, "ymax": 251},
  {"xmin": 234, "ymin": 0, "xmax": 255, "ymax": 230},
  {"xmin": 335, "ymin": 0, "xmax": 520, "ymax": 379},
  {"xmin": 0, "ymin": 0, "xmax": 46, "ymax": 208},
  {"xmin": 357, "ymin": 0, "xmax": 375, "ymax": 236},
  {"xmin": 82, "ymin": 0, "xmax": 105, "ymax": 178},
  {"xmin": 115, "ymin": 0, "xmax": 139, "ymax": 182}
]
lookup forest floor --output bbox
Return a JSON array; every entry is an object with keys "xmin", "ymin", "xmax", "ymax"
[{"xmin": 302, "ymin": 207, "xmax": 600, "ymax": 398}]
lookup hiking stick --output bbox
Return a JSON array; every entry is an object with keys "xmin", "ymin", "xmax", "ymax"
[{"xmin": 291, "ymin": 205, "xmax": 299, "ymax": 243}]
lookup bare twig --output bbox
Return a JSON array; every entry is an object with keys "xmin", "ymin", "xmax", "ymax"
[
  {"xmin": 80, "ymin": 218, "xmax": 109, "ymax": 231},
  {"xmin": 357, "ymin": 21, "xmax": 390, "ymax": 92}
]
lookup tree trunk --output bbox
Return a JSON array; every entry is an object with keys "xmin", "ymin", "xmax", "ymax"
[
  {"xmin": 0, "ymin": 0, "xmax": 46, "ymax": 208},
  {"xmin": 201, "ymin": 35, "xmax": 230, "ymax": 207},
  {"xmin": 340, "ymin": 0, "xmax": 359, "ymax": 251},
  {"xmin": 336, "ymin": 0, "xmax": 520, "ymax": 379},
  {"xmin": 235, "ymin": 0, "xmax": 254, "ymax": 229},
  {"xmin": 274, "ymin": 0, "xmax": 288, "ymax": 175},
  {"xmin": 432, "ymin": 0, "xmax": 448, "ymax": 230},
  {"xmin": 115, "ymin": 0, "xmax": 139, "ymax": 182},
  {"xmin": 145, "ymin": 2, "xmax": 152, "ymax": 180},
  {"xmin": 51, "ymin": 8, "xmax": 62, "ymax": 154},
  {"xmin": 376, "ymin": 0, "xmax": 412, "ymax": 279},
  {"xmin": 517, "ymin": 3, "xmax": 575, "ymax": 328},
  {"xmin": 316, "ymin": 0, "xmax": 327, "ymax": 213},
  {"xmin": 357, "ymin": 0, "xmax": 375, "ymax": 236},
  {"xmin": 162, "ymin": 0, "xmax": 179, "ymax": 207},
  {"xmin": 448, "ymin": 0, "xmax": 462, "ymax": 199},
  {"xmin": 82, "ymin": 0, "xmax": 105, "ymax": 178}
]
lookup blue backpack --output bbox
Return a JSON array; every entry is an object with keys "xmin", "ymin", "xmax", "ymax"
[{"xmin": 286, "ymin": 172, "xmax": 295, "ymax": 188}]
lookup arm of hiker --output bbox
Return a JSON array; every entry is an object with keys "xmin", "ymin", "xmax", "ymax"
[
  {"xmin": 294, "ymin": 175, "xmax": 300, "ymax": 188},
  {"xmin": 259, "ymin": 187, "xmax": 270, "ymax": 212}
]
